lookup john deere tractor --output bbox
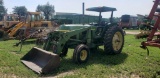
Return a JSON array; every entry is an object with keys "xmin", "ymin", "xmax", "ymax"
[{"xmin": 21, "ymin": 6, "xmax": 124, "ymax": 74}]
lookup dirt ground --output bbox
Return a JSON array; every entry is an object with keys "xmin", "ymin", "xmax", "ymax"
[{"xmin": 125, "ymin": 31, "xmax": 140, "ymax": 35}]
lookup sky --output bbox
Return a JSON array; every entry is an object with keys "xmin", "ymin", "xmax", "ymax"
[{"xmin": 4, "ymin": 0, "xmax": 154, "ymax": 18}]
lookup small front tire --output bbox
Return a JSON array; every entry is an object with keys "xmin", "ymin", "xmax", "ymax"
[{"xmin": 73, "ymin": 44, "xmax": 90, "ymax": 64}]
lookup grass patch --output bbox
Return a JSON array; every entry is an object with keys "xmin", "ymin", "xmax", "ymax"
[{"xmin": 0, "ymin": 35, "xmax": 160, "ymax": 78}]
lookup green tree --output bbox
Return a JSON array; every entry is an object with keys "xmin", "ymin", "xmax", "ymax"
[
  {"xmin": 113, "ymin": 17, "xmax": 120, "ymax": 22},
  {"xmin": 0, "ymin": 0, "xmax": 3, "ymax": 4},
  {"xmin": 36, "ymin": 5, "xmax": 43, "ymax": 12},
  {"xmin": 0, "ymin": 0, "xmax": 7, "ymax": 20},
  {"xmin": 36, "ymin": 2, "xmax": 55, "ymax": 20},
  {"xmin": 13, "ymin": 6, "xmax": 27, "ymax": 16}
]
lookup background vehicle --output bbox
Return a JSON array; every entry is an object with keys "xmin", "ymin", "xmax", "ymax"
[
  {"xmin": 119, "ymin": 14, "xmax": 139, "ymax": 29},
  {"xmin": 0, "ymin": 12, "xmax": 56, "ymax": 40},
  {"xmin": 141, "ymin": 0, "xmax": 160, "ymax": 53},
  {"xmin": 0, "ymin": 14, "xmax": 19, "ymax": 29}
]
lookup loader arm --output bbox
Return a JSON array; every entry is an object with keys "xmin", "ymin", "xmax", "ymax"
[
  {"xmin": 8, "ymin": 22, "xmax": 25, "ymax": 37},
  {"xmin": 43, "ymin": 26, "xmax": 92, "ymax": 54}
]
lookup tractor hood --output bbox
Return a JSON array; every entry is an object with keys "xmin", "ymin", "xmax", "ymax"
[{"xmin": 57, "ymin": 24, "xmax": 91, "ymax": 31}]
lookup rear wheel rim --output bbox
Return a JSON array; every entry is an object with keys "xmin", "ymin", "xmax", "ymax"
[
  {"xmin": 80, "ymin": 50, "xmax": 87, "ymax": 61},
  {"xmin": 112, "ymin": 31, "xmax": 123, "ymax": 51}
]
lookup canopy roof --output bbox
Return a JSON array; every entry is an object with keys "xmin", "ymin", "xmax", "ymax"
[{"xmin": 86, "ymin": 6, "xmax": 117, "ymax": 12}]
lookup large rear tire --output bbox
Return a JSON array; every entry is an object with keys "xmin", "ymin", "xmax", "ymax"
[
  {"xmin": 73, "ymin": 44, "xmax": 90, "ymax": 64},
  {"xmin": 104, "ymin": 26, "xmax": 124, "ymax": 54}
]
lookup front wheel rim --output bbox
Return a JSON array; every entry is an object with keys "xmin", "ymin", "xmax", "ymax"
[{"xmin": 80, "ymin": 50, "xmax": 87, "ymax": 61}]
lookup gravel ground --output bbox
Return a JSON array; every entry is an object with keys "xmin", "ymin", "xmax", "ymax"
[{"xmin": 125, "ymin": 31, "xmax": 140, "ymax": 35}]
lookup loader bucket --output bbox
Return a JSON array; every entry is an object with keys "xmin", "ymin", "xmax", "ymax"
[{"xmin": 21, "ymin": 47, "xmax": 60, "ymax": 74}]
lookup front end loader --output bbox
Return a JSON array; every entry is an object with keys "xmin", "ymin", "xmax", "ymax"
[{"xmin": 21, "ymin": 6, "xmax": 124, "ymax": 74}]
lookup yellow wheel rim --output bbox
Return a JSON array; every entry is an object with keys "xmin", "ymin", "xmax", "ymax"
[
  {"xmin": 112, "ymin": 31, "xmax": 123, "ymax": 51},
  {"xmin": 80, "ymin": 50, "xmax": 87, "ymax": 61}
]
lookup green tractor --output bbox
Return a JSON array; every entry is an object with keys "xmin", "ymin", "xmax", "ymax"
[{"xmin": 21, "ymin": 6, "xmax": 124, "ymax": 74}]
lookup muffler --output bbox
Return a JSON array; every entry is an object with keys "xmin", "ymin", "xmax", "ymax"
[{"xmin": 21, "ymin": 47, "xmax": 60, "ymax": 74}]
